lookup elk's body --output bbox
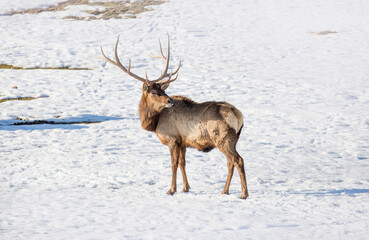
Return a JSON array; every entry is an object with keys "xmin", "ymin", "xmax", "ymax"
[{"xmin": 101, "ymin": 36, "xmax": 249, "ymax": 199}]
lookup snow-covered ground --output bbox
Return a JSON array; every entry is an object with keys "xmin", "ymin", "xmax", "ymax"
[{"xmin": 1, "ymin": 0, "xmax": 369, "ymax": 239}]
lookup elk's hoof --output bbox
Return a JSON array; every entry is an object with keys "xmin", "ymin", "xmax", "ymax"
[
  {"xmin": 167, "ymin": 189, "xmax": 176, "ymax": 195},
  {"xmin": 182, "ymin": 184, "xmax": 190, "ymax": 192},
  {"xmin": 240, "ymin": 193, "xmax": 249, "ymax": 199},
  {"xmin": 221, "ymin": 190, "xmax": 229, "ymax": 195}
]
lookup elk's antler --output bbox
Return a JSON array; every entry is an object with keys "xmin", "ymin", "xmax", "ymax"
[
  {"xmin": 100, "ymin": 35, "xmax": 181, "ymax": 86},
  {"xmin": 149, "ymin": 35, "xmax": 181, "ymax": 84}
]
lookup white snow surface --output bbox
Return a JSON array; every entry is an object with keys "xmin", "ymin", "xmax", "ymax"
[{"xmin": 1, "ymin": 0, "xmax": 369, "ymax": 239}]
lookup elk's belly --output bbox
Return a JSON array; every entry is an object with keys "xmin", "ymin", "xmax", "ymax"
[
  {"xmin": 155, "ymin": 120, "xmax": 216, "ymax": 152},
  {"xmin": 182, "ymin": 122, "xmax": 217, "ymax": 152},
  {"xmin": 183, "ymin": 138, "xmax": 216, "ymax": 152}
]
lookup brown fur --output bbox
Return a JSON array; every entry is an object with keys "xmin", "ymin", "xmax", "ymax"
[
  {"xmin": 138, "ymin": 84, "xmax": 249, "ymax": 199},
  {"xmin": 100, "ymin": 36, "xmax": 248, "ymax": 199},
  {"xmin": 139, "ymin": 94, "xmax": 161, "ymax": 132}
]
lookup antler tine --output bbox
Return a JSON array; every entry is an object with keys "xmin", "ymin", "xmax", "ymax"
[
  {"xmin": 158, "ymin": 59, "xmax": 181, "ymax": 83},
  {"xmin": 113, "ymin": 36, "xmax": 123, "ymax": 67},
  {"xmin": 145, "ymin": 71, "xmax": 150, "ymax": 85},
  {"xmin": 155, "ymin": 60, "xmax": 181, "ymax": 85},
  {"xmin": 171, "ymin": 60, "xmax": 181, "ymax": 75},
  {"xmin": 127, "ymin": 58, "xmax": 131, "ymax": 73},
  {"xmin": 100, "ymin": 36, "xmax": 125, "ymax": 71},
  {"xmin": 160, "ymin": 34, "xmax": 171, "ymax": 79},
  {"xmin": 146, "ymin": 34, "xmax": 181, "ymax": 85},
  {"xmin": 100, "ymin": 36, "xmax": 147, "ymax": 83},
  {"xmin": 100, "ymin": 46, "xmax": 119, "ymax": 68},
  {"xmin": 167, "ymin": 72, "xmax": 179, "ymax": 83},
  {"xmin": 150, "ymin": 38, "xmax": 166, "ymax": 60},
  {"xmin": 160, "ymin": 71, "xmax": 180, "ymax": 84}
]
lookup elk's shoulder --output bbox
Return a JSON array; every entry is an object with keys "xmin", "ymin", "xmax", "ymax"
[{"xmin": 170, "ymin": 95, "xmax": 197, "ymax": 107}]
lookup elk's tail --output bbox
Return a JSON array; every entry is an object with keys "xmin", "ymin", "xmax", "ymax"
[{"xmin": 237, "ymin": 124, "xmax": 243, "ymax": 141}]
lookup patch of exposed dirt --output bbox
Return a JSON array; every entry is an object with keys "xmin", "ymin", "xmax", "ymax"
[{"xmin": 9, "ymin": 0, "xmax": 165, "ymax": 20}]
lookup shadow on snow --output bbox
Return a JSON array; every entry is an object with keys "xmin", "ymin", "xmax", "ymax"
[
  {"xmin": 292, "ymin": 188, "xmax": 369, "ymax": 197},
  {"xmin": 0, "ymin": 114, "xmax": 128, "ymax": 131}
]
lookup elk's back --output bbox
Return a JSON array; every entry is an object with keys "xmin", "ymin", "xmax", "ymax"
[{"xmin": 155, "ymin": 96, "xmax": 243, "ymax": 151}]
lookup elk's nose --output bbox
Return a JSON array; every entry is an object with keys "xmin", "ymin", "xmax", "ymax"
[{"xmin": 166, "ymin": 98, "xmax": 174, "ymax": 107}]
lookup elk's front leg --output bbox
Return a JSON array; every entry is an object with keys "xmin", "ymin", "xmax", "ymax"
[
  {"xmin": 167, "ymin": 143, "xmax": 180, "ymax": 195},
  {"xmin": 178, "ymin": 145, "xmax": 190, "ymax": 192}
]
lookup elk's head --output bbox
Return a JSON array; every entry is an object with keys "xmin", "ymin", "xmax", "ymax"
[
  {"xmin": 100, "ymin": 35, "xmax": 180, "ymax": 112},
  {"xmin": 142, "ymin": 82, "xmax": 174, "ymax": 111}
]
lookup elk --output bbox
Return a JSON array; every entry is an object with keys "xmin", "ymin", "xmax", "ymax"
[{"xmin": 100, "ymin": 36, "xmax": 249, "ymax": 199}]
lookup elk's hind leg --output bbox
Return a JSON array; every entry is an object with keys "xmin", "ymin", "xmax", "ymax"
[
  {"xmin": 179, "ymin": 145, "xmax": 190, "ymax": 192},
  {"xmin": 217, "ymin": 131, "xmax": 249, "ymax": 199},
  {"xmin": 233, "ymin": 154, "xmax": 249, "ymax": 199}
]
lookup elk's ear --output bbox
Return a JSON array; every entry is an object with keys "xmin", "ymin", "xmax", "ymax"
[
  {"xmin": 160, "ymin": 82, "xmax": 170, "ymax": 91},
  {"xmin": 143, "ymin": 83, "xmax": 149, "ymax": 92}
]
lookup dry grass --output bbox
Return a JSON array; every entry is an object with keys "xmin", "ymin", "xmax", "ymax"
[
  {"xmin": 9, "ymin": 0, "xmax": 165, "ymax": 20},
  {"xmin": 0, "ymin": 96, "xmax": 47, "ymax": 104},
  {"xmin": 0, "ymin": 64, "xmax": 90, "ymax": 70},
  {"xmin": 308, "ymin": 31, "xmax": 338, "ymax": 35}
]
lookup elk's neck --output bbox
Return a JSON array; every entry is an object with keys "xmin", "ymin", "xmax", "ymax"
[{"xmin": 139, "ymin": 96, "xmax": 161, "ymax": 132}]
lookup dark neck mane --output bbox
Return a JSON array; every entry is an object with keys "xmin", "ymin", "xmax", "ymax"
[{"xmin": 139, "ymin": 96, "xmax": 161, "ymax": 132}]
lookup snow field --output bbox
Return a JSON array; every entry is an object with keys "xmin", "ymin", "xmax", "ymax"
[{"xmin": 1, "ymin": 0, "xmax": 369, "ymax": 239}]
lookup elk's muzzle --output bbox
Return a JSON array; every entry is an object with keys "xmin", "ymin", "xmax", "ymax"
[{"xmin": 166, "ymin": 98, "xmax": 174, "ymax": 108}]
